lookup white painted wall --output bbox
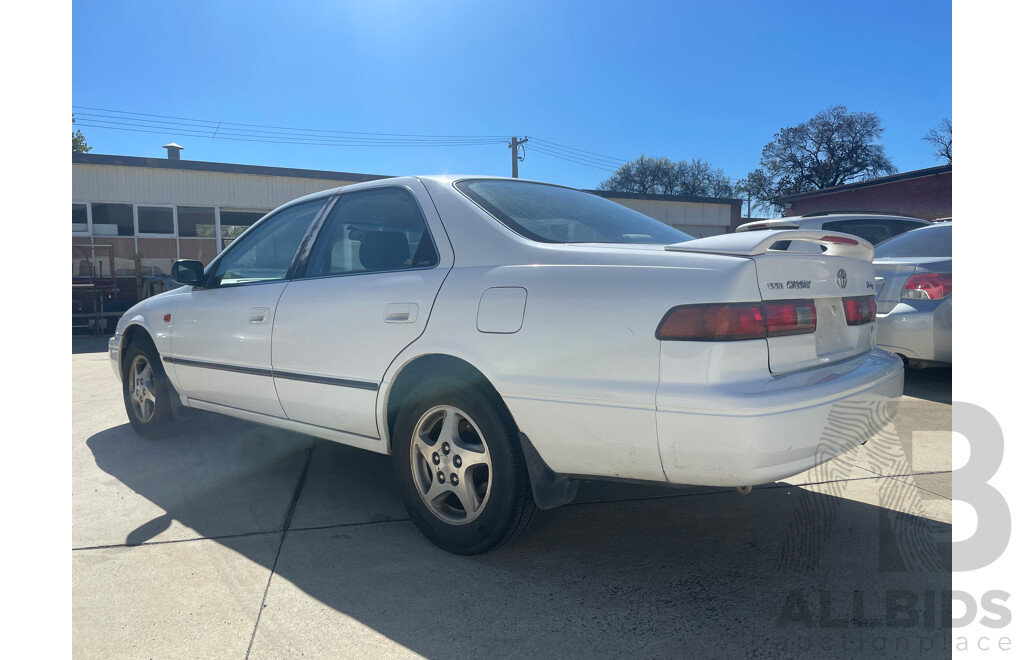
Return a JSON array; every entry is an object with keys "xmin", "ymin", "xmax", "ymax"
[
  {"xmin": 72, "ymin": 164, "xmax": 362, "ymax": 210},
  {"xmin": 600, "ymin": 196, "xmax": 734, "ymax": 237},
  {"xmin": 71, "ymin": 164, "xmax": 737, "ymax": 238}
]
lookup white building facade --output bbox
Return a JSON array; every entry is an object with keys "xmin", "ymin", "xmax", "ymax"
[{"xmin": 72, "ymin": 153, "xmax": 741, "ymax": 290}]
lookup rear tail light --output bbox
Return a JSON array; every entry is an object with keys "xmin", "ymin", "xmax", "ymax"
[
  {"xmin": 842, "ymin": 295, "xmax": 876, "ymax": 325},
  {"xmin": 656, "ymin": 300, "xmax": 816, "ymax": 341},
  {"xmin": 902, "ymin": 273, "xmax": 952, "ymax": 300},
  {"xmin": 763, "ymin": 300, "xmax": 817, "ymax": 337}
]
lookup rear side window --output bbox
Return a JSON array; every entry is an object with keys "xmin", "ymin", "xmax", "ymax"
[
  {"xmin": 304, "ymin": 187, "xmax": 438, "ymax": 278},
  {"xmin": 455, "ymin": 179, "xmax": 692, "ymax": 244}
]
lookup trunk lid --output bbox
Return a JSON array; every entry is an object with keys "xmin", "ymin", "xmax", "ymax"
[
  {"xmin": 666, "ymin": 231, "xmax": 877, "ymax": 373},
  {"xmin": 873, "ymin": 258, "xmax": 953, "ymax": 314}
]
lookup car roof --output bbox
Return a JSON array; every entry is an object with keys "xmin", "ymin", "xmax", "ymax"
[{"xmin": 282, "ymin": 174, "xmax": 562, "ymax": 208}]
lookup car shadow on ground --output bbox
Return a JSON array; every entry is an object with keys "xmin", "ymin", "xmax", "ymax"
[
  {"xmin": 72, "ymin": 335, "xmax": 113, "ymax": 355},
  {"xmin": 902, "ymin": 366, "xmax": 951, "ymax": 404},
  {"xmin": 84, "ymin": 415, "xmax": 952, "ymax": 659}
]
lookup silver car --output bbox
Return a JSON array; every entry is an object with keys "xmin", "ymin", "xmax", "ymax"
[
  {"xmin": 873, "ymin": 223, "xmax": 952, "ymax": 367},
  {"xmin": 736, "ymin": 212, "xmax": 931, "ymax": 249}
]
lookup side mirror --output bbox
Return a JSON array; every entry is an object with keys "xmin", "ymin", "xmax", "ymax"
[{"xmin": 171, "ymin": 259, "xmax": 206, "ymax": 286}]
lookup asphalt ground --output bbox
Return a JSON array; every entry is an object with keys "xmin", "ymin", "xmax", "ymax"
[{"xmin": 72, "ymin": 336, "xmax": 952, "ymax": 659}]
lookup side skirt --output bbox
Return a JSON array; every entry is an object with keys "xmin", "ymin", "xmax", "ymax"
[{"xmin": 185, "ymin": 398, "xmax": 389, "ymax": 455}]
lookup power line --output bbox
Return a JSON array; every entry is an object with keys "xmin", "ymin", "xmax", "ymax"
[
  {"xmin": 74, "ymin": 116, "xmax": 507, "ymax": 145},
  {"xmin": 75, "ymin": 121, "xmax": 506, "ymax": 148},
  {"xmin": 73, "ymin": 106, "xmax": 634, "ymax": 175},
  {"xmin": 530, "ymin": 138, "xmax": 629, "ymax": 166},
  {"xmin": 528, "ymin": 144, "xmax": 621, "ymax": 172},
  {"xmin": 72, "ymin": 105, "xmax": 509, "ymax": 139}
]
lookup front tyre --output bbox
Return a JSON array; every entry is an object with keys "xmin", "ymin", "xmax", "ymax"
[
  {"xmin": 392, "ymin": 379, "xmax": 538, "ymax": 555},
  {"xmin": 122, "ymin": 340, "xmax": 177, "ymax": 438}
]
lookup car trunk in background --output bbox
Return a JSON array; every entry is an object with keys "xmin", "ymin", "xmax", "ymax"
[
  {"xmin": 873, "ymin": 258, "xmax": 953, "ymax": 314},
  {"xmin": 667, "ymin": 230, "xmax": 877, "ymax": 374}
]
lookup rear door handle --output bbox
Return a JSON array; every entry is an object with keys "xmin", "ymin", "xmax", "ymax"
[
  {"xmin": 249, "ymin": 307, "xmax": 270, "ymax": 324},
  {"xmin": 384, "ymin": 303, "xmax": 418, "ymax": 323}
]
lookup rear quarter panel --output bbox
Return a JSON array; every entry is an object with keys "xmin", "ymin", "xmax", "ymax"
[{"xmin": 384, "ymin": 255, "xmax": 761, "ymax": 482}]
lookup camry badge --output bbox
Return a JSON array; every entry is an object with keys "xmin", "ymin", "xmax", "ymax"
[{"xmin": 836, "ymin": 269, "xmax": 848, "ymax": 289}]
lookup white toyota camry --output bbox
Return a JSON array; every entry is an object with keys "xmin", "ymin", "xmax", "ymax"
[{"xmin": 109, "ymin": 176, "xmax": 903, "ymax": 554}]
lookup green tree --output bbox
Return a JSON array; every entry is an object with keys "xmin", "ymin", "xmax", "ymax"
[
  {"xmin": 599, "ymin": 155, "xmax": 734, "ymax": 198},
  {"xmin": 923, "ymin": 118, "xmax": 951, "ymax": 164},
  {"xmin": 72, "ymin": 115, "xmax": 92, "ymax": 153},
  {"xmin": 742, "ymin": 105, "xmax": 897, "ymax": 214}
]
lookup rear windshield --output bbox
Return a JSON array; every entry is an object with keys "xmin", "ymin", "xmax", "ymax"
[
  {"xmin": 874, "ymin": 224, "xmax": 951, "ymax": 258},
  {"xmin": 455, "ymin": 179, "xmax": 693, "ymax": 244}
]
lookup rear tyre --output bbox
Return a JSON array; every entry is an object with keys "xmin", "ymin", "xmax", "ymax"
[
  {"xmin": 122, "ymin": 340, "xmax": 177, "ymax": 438},
  {"xmin": 392, "ymin": 378, "xmax": 538, "ymax": 555}
]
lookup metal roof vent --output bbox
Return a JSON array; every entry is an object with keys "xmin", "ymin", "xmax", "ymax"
[{"xmin": 162, "ymin": 143, "xmax": 184, "ymax": 160}]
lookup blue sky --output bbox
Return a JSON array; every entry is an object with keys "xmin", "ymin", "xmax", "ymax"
[{"xmin": 72, "ymin": 0, "xmax": 951, "ymax": 190}]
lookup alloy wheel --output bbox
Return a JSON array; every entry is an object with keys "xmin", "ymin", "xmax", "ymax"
[
  {"xmin": 129, "ymin": 355, "xmax": 158, "ymax": 423},
  {"xmin": 409, "ymin": 405, "xmax": 493, "ymax": 525}
]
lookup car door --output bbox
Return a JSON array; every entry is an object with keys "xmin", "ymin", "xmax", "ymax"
[
  {"xmin": 271, "ymin": 181, "xmax": 453, "ymax": 439},
  {"xmin": 168, "ymin": 198, "xmax": 328, "ymax": 416}
]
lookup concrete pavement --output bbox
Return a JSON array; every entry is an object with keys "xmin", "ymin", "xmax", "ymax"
[{"xmin": 72, "ymin": 337, "xmax": 952, "ymax": 659}]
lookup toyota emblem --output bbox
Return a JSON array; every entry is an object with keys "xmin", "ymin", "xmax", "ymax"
[{"xmin": 836, "ymin": 268, "xmax": 848, "ymax": 289}]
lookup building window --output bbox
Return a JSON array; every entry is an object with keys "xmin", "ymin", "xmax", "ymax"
[
  {"xmin": 72, "ymin": 203, "xmax": 88, "ymax": 234},
  {"xmin": 177, "ymin": 206, "xmax": 216, "ymax": 238},
  {"xmin": 220, "ymin": 210, "xmax": 266, "ymax": 246},
  {"xmin": 138, "ymin": 206, "xmax": 174, "ymax": 234},
  {"xmin": 91, "ymin": 203, "xmax": 134, "ymax": 236}
]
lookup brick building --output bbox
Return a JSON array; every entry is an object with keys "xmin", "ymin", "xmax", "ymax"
[{"xmin": 778, "ymin": 165, "xmax": 951, "ymax": 220}]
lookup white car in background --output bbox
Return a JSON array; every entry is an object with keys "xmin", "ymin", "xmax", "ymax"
[
  {"xmin": 109, "ymin": 176, "xmax": 903, "ymax": 554},
  {"xmin": 737, "ymin": 212, "xmax": 931, "ymax": 250},
  {"xmin": 873, "ymin": 223, "xmax": 952, "ymax": 367}
]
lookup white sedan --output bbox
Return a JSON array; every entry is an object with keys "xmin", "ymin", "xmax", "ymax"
[{"xmin": 109, "ymin": 176, "xmax": 903, "ymax": 554}]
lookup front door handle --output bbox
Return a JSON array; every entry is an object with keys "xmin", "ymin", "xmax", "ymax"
[
  {"xmin": 249, "ymin": 307, "xmax": 270, "ymax": 324},
  {"xmin": 384, "ymin": 303, "xmax": 418, "ymax": 323}
]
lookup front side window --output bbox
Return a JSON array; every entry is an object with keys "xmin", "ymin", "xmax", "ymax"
[
  {"xmin": 455, "ymin": 179, "xmax": 692, "ymax": 244},
  {"xmin": 304, "ymin": 187, "xmax": 438, "ymax": 278},
  {"xmin": 210, "ymin": 199, "xmax": 326, "ymax": 286}
]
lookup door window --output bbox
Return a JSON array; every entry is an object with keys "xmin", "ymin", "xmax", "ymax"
[
  {"xmin": 304, "ymin": 187, "xmax": 438, "ymax": 278},
  {"xmin": 209, "ymin": 199, "xmax": 326, "ymax": 287}
]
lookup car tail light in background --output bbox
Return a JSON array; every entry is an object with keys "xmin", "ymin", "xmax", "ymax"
[
  {"xmin": 902, "ymin": 273, "xmax": 952, "ymax": 300},
  {"xmin": 820, "ymin": 235, "xmax": 860, "ymax": 245},
  {"xmin": 842, "ymin": 295, "xmax": 876, "ymax": 325},
  {"xmin": 656, "ymin": 300, "xmax": 816, "ymax": 341}
]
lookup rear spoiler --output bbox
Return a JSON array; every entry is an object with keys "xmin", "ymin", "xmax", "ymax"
[{"xmin": 665, "ymin": 230, "xmax": 874, "ymax": 262}]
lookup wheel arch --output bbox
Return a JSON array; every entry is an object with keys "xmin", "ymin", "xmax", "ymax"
[
  {"xmin": 383, "ymin": 352, "xmax": 578, "ymax": 513},
  {"xmin": 119, "ymin": 322, "xmax": 158, "ymax": 376},
  {"xmin": 384, "ymin": 354, "xmax": 513, "ymax": 454}
]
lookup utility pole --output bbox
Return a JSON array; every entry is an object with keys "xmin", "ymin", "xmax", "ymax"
[{"xmin": 509, "ymin": 136, "xmax": 528, "ymax": 178}]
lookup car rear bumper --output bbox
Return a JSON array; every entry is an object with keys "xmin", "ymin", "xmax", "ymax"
[
  {"xmin": 656, "ymin": 349, "xmax": 904, "ymax": 486},
  {"xmin": 875, "ymin": 298, "xmax": 951, "ymax": 364}
]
